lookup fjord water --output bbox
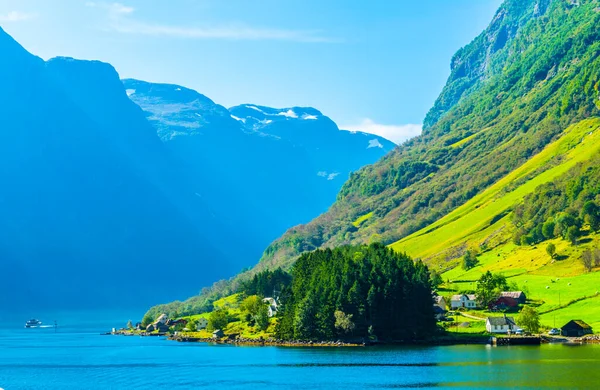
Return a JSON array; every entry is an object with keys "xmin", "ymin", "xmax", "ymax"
[{"xmin": 1, "ymin": 327, "xmax": 599, "ymax": 389}]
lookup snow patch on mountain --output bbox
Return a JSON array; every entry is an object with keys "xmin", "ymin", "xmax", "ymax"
[
  {"xmin": 368, "ymin": 139, "xmax": 383, "ymax": 149},
  {"xmin": 278, "ymin": 109, "xmax": 298, "ymax": 118},
  {"xmin": 231, "ymin": 115, "xmax": 245, "ymax": 123},
  {"xmin": 303, "ymin": 114, "xmax": 318, "ymax": 120},
  {"xmin": 126, "ymin": 89, "xmax": 135, "ymax": 96},
  {"xmin": 246, "ymin": 105, "xmax": 265, "ymax": 114}
]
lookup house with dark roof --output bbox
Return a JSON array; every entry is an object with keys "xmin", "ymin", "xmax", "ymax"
[
  {"xmin": 486, "ymin": 315, "xmax": 517, "ymax": 333},
  {"xmin": 196, "ymin": 317, "xmax": 209, "ymax": 330},
  {"xmin": 561, "ymin": 320, "xmax": 593, "ymax": 337},
  {"xmin": 500, "ymin": 291, "xmax": 526, "ymax": 304},
  {"xmin": 489, "ymin": 296, "xmax": 519, "ymax": 311},
  {"xmin": 433, "ymin": 295, "xmax": 447, "ymax": 311},
  {"xmin": 433, "ymin": 305, "xmax": 447, "ymax": 321}
]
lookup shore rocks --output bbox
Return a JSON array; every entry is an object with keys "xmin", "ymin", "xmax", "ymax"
[{"xmin": 169, "ymin": 335, "xmax": 365, "ymax": 347}]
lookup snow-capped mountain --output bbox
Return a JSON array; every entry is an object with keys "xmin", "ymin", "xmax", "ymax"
[{"xmin": 124, "ymin": 80, "xmax": 395, "ymax": 253}]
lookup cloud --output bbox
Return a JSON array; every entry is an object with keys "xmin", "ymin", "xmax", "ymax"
[
  {"xmin": 86, "ymin": 2, "xmax": 335, "ymax": 43},
  {"xmin": 342, "ymin": 119, "xmax": 422, "ymax": 145},
  {"xmin": 0, "ymin": 11, "xmax": 36, "ymax": 22},
  {"xmin": 85, "ymin": 2, "xmax": 134, "ymax": 16}
]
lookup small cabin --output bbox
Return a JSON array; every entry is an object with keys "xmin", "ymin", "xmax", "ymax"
[
  {"xmin": 212, "ymin": 329, "xmax": 225, "ymax": 339},
  {"xmin": 561, "ymin": 320, "xmax": 593, "ymax": 337},
  {"xmin": 433, "ymin": 305, "xmax": 447, "ymax": 321},
  {"xmin": 486, "ymin": 316, "xmax": 516, "ymax": 334},
  {"xmin": 196, "ymin": 318, "xmax": 209, "ymax": 330},
  {"xmin": 156, "ymin": 323, "xmax": 170, "ymax": 333},
  {"xmin": 500, "ymin": 291, "xmax": 527, "ymax": 304},
  {"xmin": 433, "ymin": 295, "xmax": 447, "ymax": 311}
]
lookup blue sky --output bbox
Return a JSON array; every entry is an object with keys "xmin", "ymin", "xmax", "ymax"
[{"xmin": 0, "ymin": 0, "xmax": 502, "ymax": 143}]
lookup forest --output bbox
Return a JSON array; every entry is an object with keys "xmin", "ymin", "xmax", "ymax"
[
  {"xmin": 275, "ymin": 244, "xmax": 436, "ymax": 341},
  {"xmin": 512, "ymin": 154, "xmax": 600, "ymax": 246}
]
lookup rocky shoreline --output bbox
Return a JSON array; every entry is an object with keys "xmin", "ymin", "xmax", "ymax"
[{"xmin": 169, "ymin": 335, "xmax": 365, "ymax": 347}]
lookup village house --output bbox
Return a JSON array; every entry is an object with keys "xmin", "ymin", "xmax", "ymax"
[
  {"xmin": 433, "ymin": 306, "xmax": 447, "ymax": 321},
  {"xmin": 212, "ymin": 329, "xmax": 224, "ymax": 339},
  {"xmin": 451, "ymin": 294, "xmax": 478, "ymax": 309},
  {"xmin": 486, "ymin": 315, "xmax": 517, "ymax": 334},
  {"xmin": 196, "ymin": 317, "xmax": 209, "ymax": 330},
  {"xmin": 263, "ymin": 297, "xmax": 279, "ymax": 318},
  {"xmin": 156, "ymin": 323, "xmax": 170, "ymax": 333},
  {"xmin": 433, "ymin": 295, "xmax": 447, "ymax": 311},
  {"xmin": 500, "ymin": 291, "xmax": 527, "ymax": 304},
  {"xmin": 489, "ymin": 296, "xmax": 519, "ymax": 311},
  {"xmin": 561, "ymin": 320, "xmax": 593, "ymax": 337},
  {"xmin": 167, "ymin": 319, "xmax": 187, "ymax": 327},
  {"xmin": 155, "ymin": 314, "xmax": 169, "ymax": 325}
]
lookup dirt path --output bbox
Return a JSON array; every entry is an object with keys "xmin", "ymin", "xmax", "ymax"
[{"xmin": 458, "ymin": 312, "xmax": 486, "ymax": 321}]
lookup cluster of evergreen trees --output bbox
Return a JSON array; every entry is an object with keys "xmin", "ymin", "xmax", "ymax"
[
  {"xmin": 275, "ymin": 243, "xmax": 436, "ymax": 341},
  {"xmin": 513, "ymin": 156, "xmax": 600, "ymax": 246},
  {"xmin": 240, "ymin": 268, "xmax": 291, "ymax": 298}
]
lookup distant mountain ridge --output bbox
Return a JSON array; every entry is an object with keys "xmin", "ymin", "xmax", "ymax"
[
  {"xmin": 0, "ymin": 28, "xmax": 231, "ymax": 313},
  {"xmin": 124, "ymin": 78, "xmax": 395, "ymax": 264},
  {"xmin": 0, "ymin": 26, "xmax": 395, "ymax": 314}
]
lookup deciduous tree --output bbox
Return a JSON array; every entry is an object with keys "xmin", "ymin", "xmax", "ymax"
[
  {"xmin": 517, "ymin": 306, "xmax": 540, "ymax": 333},
  {"xmin": 546, "ymin": 243, "xmax": 556, "ymax": 259},
  {"xmin": 581, "ymin": 250, "xmax": 593, "ymax": 272}
]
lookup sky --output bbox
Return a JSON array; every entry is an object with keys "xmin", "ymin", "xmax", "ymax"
[{"xmin": 0, "ymin": 0, "xmax": 502, "ymax": 144}]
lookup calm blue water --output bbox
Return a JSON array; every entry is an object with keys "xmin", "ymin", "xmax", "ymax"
[{"xmin": 1, "ymin": 326, "xmax": 599, "ymax": 389}]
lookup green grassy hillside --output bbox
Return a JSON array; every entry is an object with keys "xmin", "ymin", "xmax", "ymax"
[
  {"xmin": 257, "ymin": 0, "xmax": 600, "ymax": 271},
  {"xmin": 143, "ymin": 0, "xmax": 600, "ymax": 321},
  {"xmin": 392, "ymin": 118, "xmax": 600, "ymax": 265}
]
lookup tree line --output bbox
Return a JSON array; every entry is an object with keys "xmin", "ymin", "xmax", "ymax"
[
  {"xmin": 513, "ymin": 156, "xmax": 600, "ymax": 247},
  {"xmin": 275, "ymin": 243, "xmax": 436, "ymax": 341}
]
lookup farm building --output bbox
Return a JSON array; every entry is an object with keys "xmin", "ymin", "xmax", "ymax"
[
  {"xmin": 500, "ymin": 291, "xmax": 526, "ymax": 304},
  {"xmin": 486, "ymin": 316, "xmax": 517, "ymax": 334},
  {"xmin": 489, "ymin": 296, "xmax": 519, "ymax": 311},
  {"xmin": 561, "ymin": 320, "xmax": 593, "ymax": 337}
]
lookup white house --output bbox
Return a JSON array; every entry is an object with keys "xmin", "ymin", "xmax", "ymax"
[
  {"xmin": 451, "ymin": 294, "xmax": 478, "ymax": 309},
  {"xmin": 263, "ymin": 297, "xmax": 278, "ymax": 317},
  {"xmin": 155, "ymin": 313, "xmax": 168, "ymax": 325},
  {"xmin": 486, "ymin": 316, "xmax": 517, "ymax": 334},
  {"xmin": 434, "ymin": 295, "xmax": 447, "ymax": 311},
  {"xmin": 196, "ymin": 317, "xmax": 209, "ymax": 330}
]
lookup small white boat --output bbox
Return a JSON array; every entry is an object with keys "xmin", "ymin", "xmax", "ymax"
[{"xmin": 25, "ymin": 319, "xmax": 42, "ymax": 328}]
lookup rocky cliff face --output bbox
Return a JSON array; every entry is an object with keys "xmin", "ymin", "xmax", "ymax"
[{"xmin": 423, "ymin": 0, "xmax": 551, "ymax": 129}]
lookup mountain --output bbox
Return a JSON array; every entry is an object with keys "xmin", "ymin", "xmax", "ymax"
[
  {"xmin": 256, "ymin": 0, "xmax": 600, "ymax": 270},
  {"xmin": 143, "ymin": 0, "xmax": 600, "ymax": 318},
  {"xmin": 0, "ymin": 26, "xmax": 394, "ymax": 315},
  {"xmin": 0, "ymin": 29, "xmax": 254, "ymax": 314},
  {"xmin": 124, "ymin": 79, "xmax": 395, "ymax": 262}
]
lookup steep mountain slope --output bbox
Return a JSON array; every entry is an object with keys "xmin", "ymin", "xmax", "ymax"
[
  {"xmin": 143, "ymin": 0, "xmax": 600, "ymax": 319},
  {"xmin": 124, "ymin": 79, "xmax": 395, "ymax": 259},
  {"xmin": 256, "ymin": 0, "xmax": 600, "ymax": 271},
  {"xmin": 0, "ymin": 28, "xmax": 230, "ymax": 312}
]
